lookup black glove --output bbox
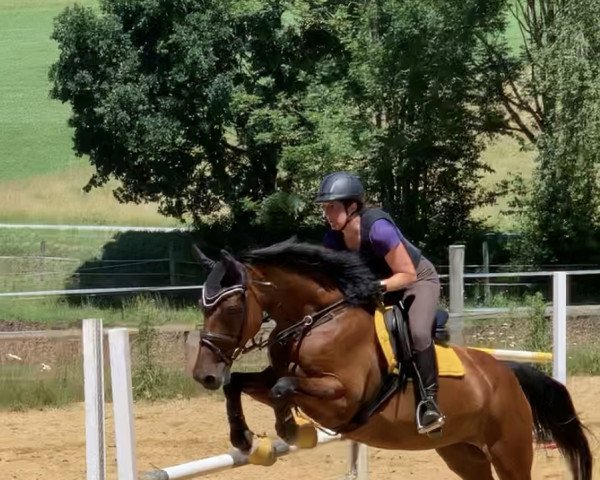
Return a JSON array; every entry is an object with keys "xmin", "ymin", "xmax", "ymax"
[{"xmin": 372, "ymin": 281, "xmax": 386, "ymax": 304}]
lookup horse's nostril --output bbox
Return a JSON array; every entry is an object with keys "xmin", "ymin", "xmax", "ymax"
[{"xmin": 200, "ymin": 374, "xmax": 220, "ymax": 390}]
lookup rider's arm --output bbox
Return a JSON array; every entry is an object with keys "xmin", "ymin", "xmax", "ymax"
[
  {"xmin": 381, "ymin": 243, "xmax": 417, "ymax": 291},
  {"xmin": 369, "ymin": 220, "xmax": 417, "ymax": 292}
]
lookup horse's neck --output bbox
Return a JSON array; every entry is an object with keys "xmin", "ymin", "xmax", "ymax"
[{"xmin": 260, "ymin": 267, "xmax": 342, "ymax": 327}]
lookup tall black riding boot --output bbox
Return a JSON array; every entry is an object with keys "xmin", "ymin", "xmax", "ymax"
[{"xmin": 412, "ymin": 343, "xmax": 445, "ymax": 435}]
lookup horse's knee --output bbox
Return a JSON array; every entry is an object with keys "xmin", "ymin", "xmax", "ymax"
[{"xmin": 270, "ymin": 377, "xmax": 298, "ymax": 400}]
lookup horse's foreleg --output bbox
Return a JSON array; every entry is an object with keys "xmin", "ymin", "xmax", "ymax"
[
  {"xmin": 270, "ymin": 375, "xmax": 347, "ymax": 441},
  {"xmin": 270, "ymin": 375, "xmax": 346, "ymax": 401},
  {"xmin": 223, "ymin": 368, "xmax": 277, "ymax": 451}
]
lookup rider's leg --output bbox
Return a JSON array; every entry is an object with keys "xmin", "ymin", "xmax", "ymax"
[
  {"xmin": 412, "ymin": 342, "xmax": 445, "ymax": 434},
  {"xmin": 404, "ymin": 263, "xmax": 445, "ymax": 434}
]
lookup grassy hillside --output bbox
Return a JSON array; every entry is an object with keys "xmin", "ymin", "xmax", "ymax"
[
  {"xmin": 474, "ymin": 136, "xmax": 536, "ymax": 230},
  {"xmin": 0, "ymin": 0, "xmax": 96, "ymax": 180},
  {"xmin": 0, "ymin": 164, "xmax": 182, "ymax": 226},
  {"xmin": 0, "ymin": 0, "xmax": 176, "ymax": 226}
]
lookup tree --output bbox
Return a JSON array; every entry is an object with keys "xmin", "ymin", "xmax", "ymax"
[
  {"xmin": 50, "ymin": 0, "xmax": 342, "ymax": 229},
  {"xmin": 507, "ymin": 0, "xmax": 600, "ymax": 264},
  {"xmin": 50, "ymin": 0, "xmax": 512, "ymax": 255},
  {"xmin": 323, "ymin": 0, "xmax": 510, "ymax": 256}
]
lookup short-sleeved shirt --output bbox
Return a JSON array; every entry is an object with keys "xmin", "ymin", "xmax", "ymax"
[{"xmin": 323, "ymin": 219, "xmax": 403, "ymax": 257}]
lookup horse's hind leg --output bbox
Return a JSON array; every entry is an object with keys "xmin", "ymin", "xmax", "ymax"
[
  {"xmin": 488, "ymin": 432, "xmax": 533, "ymax": 480},
  {"xmin": 487, "ymin": 373, "xmax": 534, "ymax": 479},
  {"xmin": 436, "ymin": 443, "xmax": 494, "ymax": 480}
]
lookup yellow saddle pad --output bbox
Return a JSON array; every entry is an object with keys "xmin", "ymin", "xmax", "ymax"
[{"xmin": 374, "ymin": 307, "xmax": 464, "ymax": 378}]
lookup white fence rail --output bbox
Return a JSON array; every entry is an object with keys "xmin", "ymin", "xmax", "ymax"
[
  {"xmin": 0, "ymin": 223, "xmax": 186, "ymax": 232},
  {"xmin": 0, "ymin": 284, "xmax": 203, "ymax": 298}
]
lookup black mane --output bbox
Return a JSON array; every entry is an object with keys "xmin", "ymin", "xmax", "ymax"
[{"xmin": 240, "ymin": 238, "xmax": 379, "ymax": 306}]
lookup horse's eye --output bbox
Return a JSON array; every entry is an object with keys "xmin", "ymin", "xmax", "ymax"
[{"xmin": 225, "ymin": 305, "xmax": 243, "ymax": 315}]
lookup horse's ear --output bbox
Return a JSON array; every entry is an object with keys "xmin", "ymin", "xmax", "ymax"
[
  {"xmin": 191, "ymin": 244, "xmax": 216, "ymax": 271},
  {"xmin": 220, "ymin": 249, "xmax": 246, "ymax": 285}
]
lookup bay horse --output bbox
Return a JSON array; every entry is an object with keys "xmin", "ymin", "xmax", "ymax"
[{"xmin": 192, "ymin": 239, "xmax": 592, "ymax": 480}]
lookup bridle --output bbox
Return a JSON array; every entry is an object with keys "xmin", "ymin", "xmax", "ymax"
[
  {"xmin": 199, "ymin": 279, "xmax": 348, "ymax": 366},
  {"xmin": 200, "ymin": 284, "xmax": 248, "ymax": 366}
]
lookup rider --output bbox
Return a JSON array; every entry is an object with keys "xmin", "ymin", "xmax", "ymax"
[{"xmin": 315, "ymin": 171, "xmax": 445, "ymax": 435}]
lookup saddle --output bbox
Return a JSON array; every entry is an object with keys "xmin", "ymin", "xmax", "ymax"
[{"xmin": 383, "ymin": 297, "xmax": 450, "ymax": 363}]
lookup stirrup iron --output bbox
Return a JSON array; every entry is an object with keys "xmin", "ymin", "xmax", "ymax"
[{"xmin": 415, "ymin": 398, "xmax": 445, "ymax": 435}]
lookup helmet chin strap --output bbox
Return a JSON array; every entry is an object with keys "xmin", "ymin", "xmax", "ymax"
[{"xmin": 337, "ymin": 209, "xmax": 360, "ymax": 232}]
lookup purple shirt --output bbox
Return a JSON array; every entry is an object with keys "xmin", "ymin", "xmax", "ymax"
[
  {"xmin": 369, "ymin": 219, "xmax": 403, "ymax": 256},
  {"xmin": 323, "ymin": 219, "xmax": 403, "ymax": 257}
]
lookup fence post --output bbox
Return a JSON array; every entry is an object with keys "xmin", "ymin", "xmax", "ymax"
[
  {"xmin": 448, "ymin": 245, "xmax": 465, "ymax": 345},
  {"xmin": 109, "ymin": 328, "xmax": 138, "ymax": 480},
  {"xmin": 347, "ymin": 442, "xmax": 369, "ymax": 480},
  {"xmin": 39, "ymin": 240, "xmax": 46, "ymax": 282},
  {"xmin": 482, "ymin": 240, "xmax": 490, "ymax": 305},
  {"xmin": 552, "ymin": 272, "xmax": 567, "ymax": 384},
  {"xmin": 169, "ymin": 241, "xmax": 176, "ymax": 286},
  {"xmin": 82, "ymin": 319, "xmax": 106, "ymax": 480},
  {"xmin": 449, "ymin": 245, "xmax": 465, "ymax": 314}
]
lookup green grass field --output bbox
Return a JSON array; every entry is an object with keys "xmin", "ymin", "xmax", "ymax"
[
  {"xmin": 0, "ymin": 0, "xmax": 95, "ymax": 181},
  {"xmin": 0, "ymin": 0, "xmax": 179, "ymax": 226}
]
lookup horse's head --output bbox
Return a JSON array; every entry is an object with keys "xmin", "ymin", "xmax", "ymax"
[{"xmin": 192, "ymin": 248, "xmax": 265, "ymax": 390}]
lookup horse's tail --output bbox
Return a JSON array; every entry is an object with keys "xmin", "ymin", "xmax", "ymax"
[{"xmin": 507, "ymin": 362, "xmax": 592, "ymax": 480}]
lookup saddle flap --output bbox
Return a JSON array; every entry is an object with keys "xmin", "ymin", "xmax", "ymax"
[{"xmin": 383, "ymin": 305, "xmax": 403, "ymax": 362}]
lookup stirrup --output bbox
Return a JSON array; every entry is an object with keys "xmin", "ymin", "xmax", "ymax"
[{"xmin": 416, "ymin": 399, "xmax": 445, "ymax": 435}]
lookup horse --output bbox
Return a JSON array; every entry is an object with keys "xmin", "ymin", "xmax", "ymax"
[{"xmin": 192, "ymin": 239, "xmax": 592, "ymax": 480}]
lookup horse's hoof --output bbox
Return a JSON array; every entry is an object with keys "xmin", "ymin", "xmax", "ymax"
[
  {"xmin": 231, "ymin": 429, "xmax": 254, "ymax": 452},
  {"xmin": 247, "ymin": 437, "xmax": 276, "ymax": 466}
]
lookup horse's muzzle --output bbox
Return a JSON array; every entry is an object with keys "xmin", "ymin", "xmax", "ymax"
[
  {"xmin": 196, "ymin": 373, "xmax": 221, "ymax": 390},
  {"xmin": 193, "ymin": 364, "xmax": 230, "ymax": 390}
]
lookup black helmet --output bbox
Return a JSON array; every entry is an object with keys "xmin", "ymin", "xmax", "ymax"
[{"xmin": 315, "ymin": 172, "xmax": 365, "ymax": 203}]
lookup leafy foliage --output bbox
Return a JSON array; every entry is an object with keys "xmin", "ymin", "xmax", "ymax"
[{"xmin": 506, "ymin": 0, "xmax": 600, "ymax": 264}]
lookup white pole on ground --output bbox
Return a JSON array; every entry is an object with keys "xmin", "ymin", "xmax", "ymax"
[
  {"xmin": 140, "ymin": 430, "xmax": 342, "ymax": 480},
  {"xmin": 347, "ymin": 442, "xmax": 369, "ymax": 480},
  {"xmin": 552, "ymin": 272, "xmax": 567, "ymax": 384},
  {"xmin": 108, "ymin": 328, "xmax": 138, "ymax": 480},
  {"xmin": 82, "ymin": 319, "xmax": 106, "ymax": 480}
]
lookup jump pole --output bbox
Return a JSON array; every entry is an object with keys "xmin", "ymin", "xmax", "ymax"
[
  {"xmin": 473, "ymin": 348, "xmax": 552, "ymax": 364},
  {"xmin": 139, "ymin": 430, "xmax": 342, "ymax": 480}
]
